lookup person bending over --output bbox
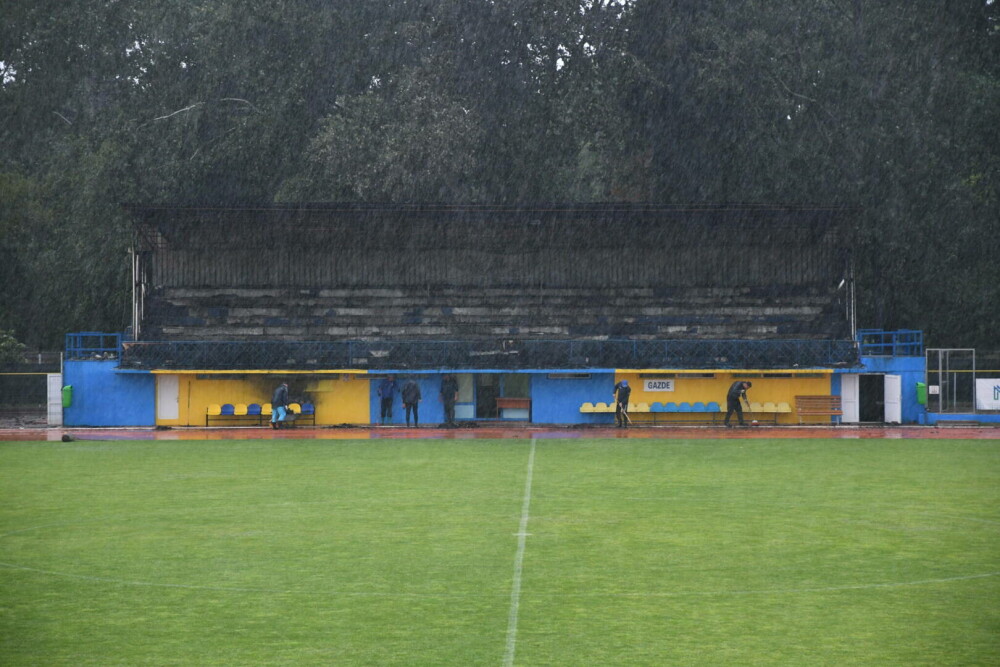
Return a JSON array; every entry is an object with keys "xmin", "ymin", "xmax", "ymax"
[
  {"xmin": 613, "ymin": 379, "xmax": 631, "ymax": 428},
  {"xmin": 271, "ymin": 381, "xmax": 289, "ymax": 429},
  {"xmin": 724, "ymin": 380, "xmax": 752, "ymax": 427}
]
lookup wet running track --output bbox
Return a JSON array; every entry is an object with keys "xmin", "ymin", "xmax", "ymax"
[{"xmin": 2, "ymin": 424, "xmax": 998, "ymax": 441}]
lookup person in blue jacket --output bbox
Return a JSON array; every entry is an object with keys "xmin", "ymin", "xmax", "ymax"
[
  {"xmin": 378, "ymin": 375, "xmax": 399, "ymax": 425},
  {"xmin": 271, "ymin": 381, "xmax": 289, "ymax": 429}
]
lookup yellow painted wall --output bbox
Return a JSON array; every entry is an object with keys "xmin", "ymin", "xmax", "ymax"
[
  {"xmin": 155, "ymin": 374, "xmax": 370, "ymax": 426},
  {"xmin": 613, "ymin": 371, "xmax": 833, "ymax": 424},
  {"xmin": 300, "ymin": 375, "xmax": 370, "ymax": 425}
]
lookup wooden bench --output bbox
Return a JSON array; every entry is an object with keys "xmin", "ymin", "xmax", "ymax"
[
  {"xmin": 795, "ymin": 395, "xmax": 842, "ymax": 424},
  {"xmin": 496, "ymin": 397, "xmax": 531, "ymax": 420}
]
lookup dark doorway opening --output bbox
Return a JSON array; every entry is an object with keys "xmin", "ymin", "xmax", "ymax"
[
  {"xmin": 475, "ymin": 374, "xmax": 499, "ymax": 418},
  {"xmin": 859, "ymin": 374, "xmax": 884, "ymax": 422}
]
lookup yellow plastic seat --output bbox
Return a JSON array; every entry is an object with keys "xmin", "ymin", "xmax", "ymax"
[
  {"xmin": 580, "ymin": 402, "xmax": 595, "ymax": 413},
  {"xmin": 288, "ymin": 402, "xmax": 301, "ymax": 414},
  {"xmin": 594, "ymin": 402, "xmax": 612, "ymax": 412},
  {"xmin": 776, "ymin": 402, "xmax": 792, "ymax": 412},
  {"xmin": 234, "ymin": 404, "xmax": 248, "ymax": 416},
  {"xmin": 206, "ymin": 404, "xmax": 222, "ymax": 416},
  {"xmin": 631, "ymin": 402, "xmax": 650, "ymax": 412},
  {"xmin": 261, "ymin": 403, "xmax": 272, "ymax": 415},
  {"xmin": 748, "ymin": 402, "xmax": 765, "ymax": 412},
  {"xmin": 762, "ymin": 402, "xmax": 778, "ymax": 412}
]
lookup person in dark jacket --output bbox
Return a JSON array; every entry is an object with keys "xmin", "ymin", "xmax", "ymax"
[
  {"xmin": 440, "ymin": 374, "xmax": 459, "ymax": 426},
  {"xmin": 613, "ymin": 379, "xmax": 632, "ymax": 428},
  {"xmin": 271, "ymin": 381, "xmax": 289, "ymax": 429},
  {"xmin": 401, "ymin": 378, "xmax": 422, "ymax": 427},
  {"xmin": 378, "ymin": 375, "xmax": 399, "ymax": 425},
  {"xmin": 724, "ymin": 380, "xmax": 752, "ymax": 427}
]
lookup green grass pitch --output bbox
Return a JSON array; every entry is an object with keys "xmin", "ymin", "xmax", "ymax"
[{"xmin": 1, "ymin": 438, "xmax": 998, "ymax": 665}]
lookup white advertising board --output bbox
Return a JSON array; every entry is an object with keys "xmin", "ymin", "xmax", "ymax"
[
  {"xmin": 975, "ymin": 379, "xmax": 1000, "ymax": 410},
  {"xmin": 643, "ymin": 379, "xmax": 675, "ymax": 392}
]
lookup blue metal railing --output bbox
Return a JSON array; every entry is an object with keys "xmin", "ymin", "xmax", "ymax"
[
  {"xmin": 65, "ymin": 332, "xmax": 123, "ymax": 360},
  {"xmin": 856, "ymin": 329, "xmax": 923, "ymax": 357}
]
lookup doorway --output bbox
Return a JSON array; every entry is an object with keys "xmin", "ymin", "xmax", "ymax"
[
  {"xmin": 474, "ymin": 373, "xmax": 531, "ymax": 419},
  {"xmin": 859, "ymin": 374, "xmax": 884, "ymax": 422},
  {"xmin": 156, "ymin": 374, "xmax": 179, "ymax": 421},
  {"xmin": 475, "ymin": 374, "xmax": 499, "ymax": 418}
]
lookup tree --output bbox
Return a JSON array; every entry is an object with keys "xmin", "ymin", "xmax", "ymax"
[
  {"xmin": 1, "ymin": 0, "xmax": 997, "ymax": 349},
  {"xmin": 0, "ymin": 329, "xmax": 27, "ymax": 366}
]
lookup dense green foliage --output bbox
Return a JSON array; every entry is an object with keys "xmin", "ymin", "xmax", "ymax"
[
  {"xmin": 0, "ymin": 329, "xmax": 26, "ymax": 365},
  {"xmin": 2, "ymin": 1, "xmax": 997, "ymax": 349},
  {"xmin": 1, "ymin": 437, "xmax": 998, "ymax": 665}
]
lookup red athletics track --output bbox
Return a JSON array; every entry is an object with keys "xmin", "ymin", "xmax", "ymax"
[{"xmin": 1, "ymin": 424, "xmax": 998, "ymax": 441}]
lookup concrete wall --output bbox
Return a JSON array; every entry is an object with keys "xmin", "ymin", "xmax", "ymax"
[
  {"xmin": 607, "ymin": 371, "xmax": 832, "ymax": 425},
  {"xmin": 532, "ymin": 372, "xmax": 616, "ymax": 425},
  {"xmin": 154, "ymin": 373, "xmax": 369, "ymax": 427},
  {"xmin": 68, "ymin": 361, "xmax": 948, "ymax": 427}
]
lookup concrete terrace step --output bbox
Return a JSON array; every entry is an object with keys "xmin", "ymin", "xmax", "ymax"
[{"xmin": 146, "ymin": 286, "xmax": 845, "ymax": 341}]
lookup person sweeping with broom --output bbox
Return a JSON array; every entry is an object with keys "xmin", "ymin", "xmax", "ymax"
[
  {"xmin": 724, "ymin": 380, "xmax": 752, "ymax": 427},
  {"xmin": 613, "ymin": 379, "xmax": 632, "ymax": 428}
]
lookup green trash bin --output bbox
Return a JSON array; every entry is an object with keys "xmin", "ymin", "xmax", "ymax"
[
  {"xmin": 916, "ymin": 381, "xmax": 927, "ymax": 406},
  {"xmin": 62, "ymin": 385, "xmax": 73, "ymax": 408}
]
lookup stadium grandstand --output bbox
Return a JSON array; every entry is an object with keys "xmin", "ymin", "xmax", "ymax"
[
  {"xmin": 123, "ymin": 203, "xmax": 857, "ymax": 370},
  {"xmin": 55, "ymin": 203, "xmax": 978, "ymax": 428}
]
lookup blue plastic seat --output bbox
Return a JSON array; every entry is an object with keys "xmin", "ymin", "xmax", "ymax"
[
  {"xmin": 678, "ymin": 402, "xmax": 692, "ymax": 411},
  {"xmin": 707, "ymin": 401, "xmax": 721, "ymax": 412},
  {"xmin": 692, "ymin": 401, "xmax": 707, "ymax": 412},
  {"xmin": 651, "ymin": 402, "xmax": 665, "ymax": 412},
  {"xmin": 220, "ymin": 403, "xmax": 235, "ymax": 416},
  {"xmin": 665, "ymin": 402, "xmax": 679, "ymax": 412},
  {"xmin": 301, "ymin": 403, "xmax": 315, "ymax": 415},
  {"xmin": 247, "ymin": 403, "xmax": 262, "ymax": 416}
]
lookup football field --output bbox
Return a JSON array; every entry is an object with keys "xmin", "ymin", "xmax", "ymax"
[{"xmin": 1, "ymin": 437, "xmax": 998, "ymax": 665}]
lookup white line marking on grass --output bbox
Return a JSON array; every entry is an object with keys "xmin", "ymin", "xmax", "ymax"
[{"xmin": 503, "ymin": 437, "xmax": 537, "ymax": 667}]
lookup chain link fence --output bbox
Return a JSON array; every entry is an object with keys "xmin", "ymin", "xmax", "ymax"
[
  {"xmin": 0, "ymin": 364, "xmax": 58, "ymax": 427},
  {"xmin": 119, "ymin": 337, "xmax": 859, "ymax": 371},
  {"xmin": 924, "ymin": 348, "xmax": 1000, "ymax": 414}
]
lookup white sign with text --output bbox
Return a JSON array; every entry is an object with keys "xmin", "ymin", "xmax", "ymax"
[
  {"xmin": 975, "ymin": 378, "xmax": 1000, "ymax": 410},
  {"xmin": 643, "ymin": 379, "xmax": 675, "ymax": 392}
]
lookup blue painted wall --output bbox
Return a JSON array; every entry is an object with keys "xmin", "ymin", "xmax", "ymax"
[
  {"xmin": 61, "ymin": 359, "xmax": 944, "ymax": 427},
  {"xmin": 530, "ymin": 372, "xmax": 615, "ymax": 425},
  {"xmin": 926, "ymin": 412, "xmax": 1000, "ymax": 425},
  {"xmin": 369, "ymin": 375, "xmax": 445, "ymax": 426},
  {"xmin": 370, "ymin": 371, "xmax": 615, "ymax": 425},
  {"xmin": 63, "ymin": 361, "xmax": 155, "ymax": 426}
]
